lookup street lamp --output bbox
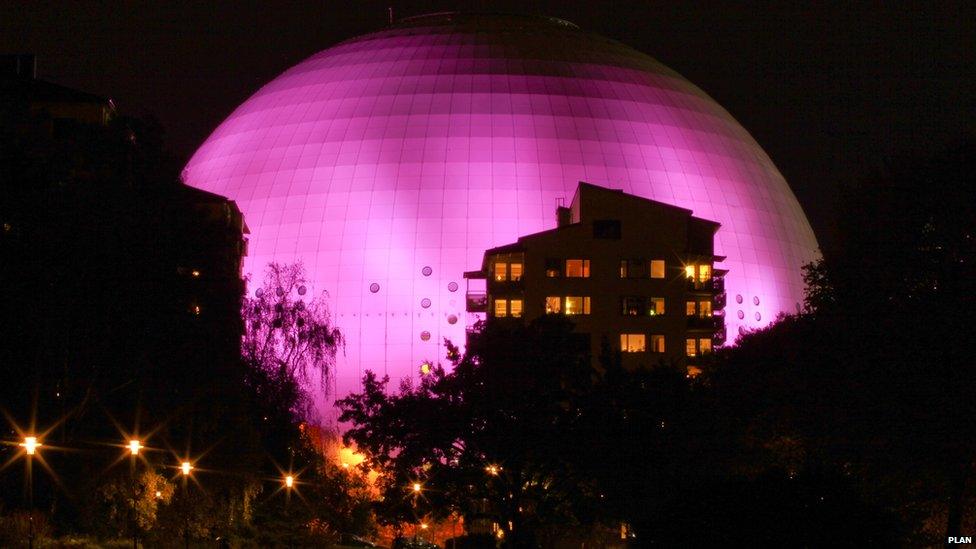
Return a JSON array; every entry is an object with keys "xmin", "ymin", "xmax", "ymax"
[
  {"xmin": 128, "ymin": 439, "xmax": 142, "ymax": 456},
  {"xmin": 412, "ymin": 482, "xmax": 422, "ymax": 494},
  {"xmin": 179, "ymin": 460, "xmax": 194, "ymax": 549},
  {"xmin": 127, "ymin": 438, "xmax": 143, "ymax": 549},
  {"xmin": 19, "ymin": 435, "xmax": 41, "ymax": 549}
]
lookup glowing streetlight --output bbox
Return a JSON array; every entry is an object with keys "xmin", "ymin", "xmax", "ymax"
[
  {"xmin": 128, "ymin": 439, "xmax": 142, "ymax": 456},
  {"xmin": 485, "ymin": 465, "xmax": 499, "ymax": 476},
  {"xmin": 20, "ymin": 436, "xmax": 40, "ymax": 456},
  {"xmin": 412, "ymin": 482, "xmax": 422, "ymax": 493},
  {"xmin": 420, "ymin": 522, "xmax": 429, "ymax": 530},
  {"xmin": 284, "ymin": 475, "xmax": 295, "ymax": 489},
  {"xmin": 20, "ymin": 436, "xmax": 41, "ymax": 549},
  {"xmin": 180, "ymin": 461, "xmax": 193, "ymax": 476}
]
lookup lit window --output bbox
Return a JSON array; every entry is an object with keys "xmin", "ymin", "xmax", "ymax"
[
  {"xmin": 494, "ymin": 299, "xmax": 508, "ymax": 317},
  {"xmin": 510, "ymin": 299, "xmax": 523, "ymax": 318},
  {"xmin": 686, "ymin": 338, "xmax": 697, "ymax": 357},
  {"xmin": 621, "ymin": 296, "xmax": 644, "ymax": 316},
  {"xmin": 564, "ymin": 296, "xmax": 591, "ymax": 315},
  {"xmin": 619, "ymin": 260, "xmax": 626, "ymax": 278},
  {"xmin": 565, "ymin": 259, "xmax": 590, "ymax": 278},
  {"xmin": 684, "ymin": 265, "xmax": 695, "ymax": 279},
  {"xmin": 651, "ymin": 334, "xmax": 665, "ymax": 353},
  {"xmin": 494, "ymin": 262, "xmax": 508, "ymax": 282},
  {"xmin": 650, "ymin": 260, "xmax": 665, "ymax": 279},
  {"xmin": 650, "ymin": 297, "xmax": 665, "ymax": 315},
  {"xmin": 699, "ymin": 338, "xmax": 712, "ymax": 354},
  {"xmin": 510, "ymin": 263, "xmax": 523, "ymax": 281},
  {"xmin": 699, "ymin": 300, "xmax": 712, "ymax": 317},
  {"xmin": 686, "ymin": 301, "xmax": 696, "ymax": 316},
  {"xmin": 698, "ymin": 264, "xmax": 712, "ymax": 283},
  {"xmin": 620, "ymin": 334, "xmax": 646, "ymax": 352},
  {"xmin": 545, "ymin": 296, "xmax": 561, "ymax": 314}
]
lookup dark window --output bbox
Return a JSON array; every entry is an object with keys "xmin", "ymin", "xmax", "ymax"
[
  {"xmin": 544, "ymin": 258, "xmax": 562, "ymax": 277},
  {"xmin": 621, "ymin": 296, "xmax": 646, "ymax": 316},
  {"xmin": 619, "ymin": 259, "xmax": 645, "ymax": 278},
  {"xmin": 593, "ymin": 219, "xmax": 621, "ymax": 239}
]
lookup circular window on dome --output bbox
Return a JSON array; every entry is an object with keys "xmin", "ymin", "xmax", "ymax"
[
  {"xmin": 753, "ymin": 296, "xmax": 760, "ymax": 306},
  {"xmin": 420, "ymin": 331, "xmax": 431, "ymax": 341},
  {"xmin": 447, "ymin": 314, "xmax": 458, "ymax": 325},
  {"xmin": 369, "ymin": 283, "xmax": 380, "ymax": 293},
  {"xmin": 421, "ymin": 298, "xmax": 432, "ymax": 309},
  {"xmin": 255, "ymin": 288, "xmax": 264, "ymax": 298},
  {"xmin": 298, "ymin": 285, "xmax": 307, "ymax": 296},
  {"xmin": 738, "ymin": 326, "xmax": 748, "ymax": 336},
  {"xmin": 735, "ymin": 294, "xmax": 743, "ymax": 304},
  {"xmin": 755, "ymin": 312, "xmax": 762, "ymax": 321},
  {"xmin": 737, "ymin": 310, "xmax": 745, "ymax": 320},
  {"xmin": 448, "ymin": 281, "xmax": 458, "ymax": 292},
  {"xmin": 422, "ymin": 266, "xmax": 432, "ymax": 277}
]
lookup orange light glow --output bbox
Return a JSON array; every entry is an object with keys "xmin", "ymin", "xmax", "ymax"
[
  {"xmin": 486, "ymin": 465, "xmax": 499, "ymax": 476},
  {"xmin": 420, "ymin": 362, "xmax": 431, "ymax": 376},
  {"xmin": 285, "ymin": 475, "xmax": 295, "ymax": 488},
  {"xmin": 181, "ymin": 461, "xmax": 193, "ymax": 476},
  {"xmin": 412, "ymin": 482, "xmax": 422, "ymax": 493},
  {"xmin": 685, "ymin": 265, "xmax": 695, "ymax": 278},
  {"xmin": 20, "ymin": 436, "xmax": 40, "ymax": 456},
  {"xmin": 128, "ymin": 439, "xmax": 142, "ymax": 456}
]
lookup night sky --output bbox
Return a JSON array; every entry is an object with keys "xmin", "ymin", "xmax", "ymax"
[{"xmin": 3, "ymin": 1, "xmax": 973, "ymax": 250}]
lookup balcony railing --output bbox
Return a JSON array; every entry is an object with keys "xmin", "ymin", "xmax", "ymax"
[
  {"xmin": 687, "ymin": 277, "xmax": 725, "ymax": 293},
  {"xmin": 687, "ymin": 314, "xmax": 723, "ymax": 330},
  {"xmin": 466, "ymin": 292, "xmax": 488, "ymax": 312}
]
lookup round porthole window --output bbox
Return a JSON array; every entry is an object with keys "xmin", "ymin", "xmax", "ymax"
[
  {"xmin": 737, "ymin": 310, "xmax": 745, "ymax": 320},
  {"xmin": 448, "ymin": 281, "xmax": 458, "ymax": 292},
  {"xmin": 447, "ymin": 314, "xmax": 458, "ymax": 325},
  {"xmin": 735, "ymin": 294, "xmax": 743, "ymax": 304},
  {"xmin": 753, "ymin": 296, "xmax": 760, "ymax": 306},
  {"xmin": 422, "ymin": 266, "xmax": 432, "ymax": 277},
  {"xmin": 421, "ymin": 298, "xmax": 432, "ymax": 309},
  {"xmin": 369, "ymin": 283, "xmax": 380, "ymax": 293},
  {"xmin": 420, "ymin": 331, "xmax": 431, "ymax": 341},
  {"xmin": 755, "ymin": 312, "xmax": 762, "ymax": 321},
  {"xmin": 298, "ymin": 285, "xmax": 307, "ymax": 296}
]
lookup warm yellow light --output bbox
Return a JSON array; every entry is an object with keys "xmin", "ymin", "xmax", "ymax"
[
  {"xmin": 486, "ymin": 465, "xmax": 499, "ymax": 476},
  {"xmin": 128, "ymin": 439, "xmax": 142, "ymax": 456},
  {"xmin": 412, "ymin": 482, "xmax": 422, "ymax": 493},
  {"xmin": 155, "ymin": 490, "xmax": 162, "ymax": 499},
  {"xmin": 285, "ymin": 475, "xmax": 294, "ymax": 488},
  {"xmin": 181, "ymin": 461, "xmax": 193, "ymax": 476},
  {"xmin": 191, "ymin": 269, "xmax": 201, "ymax": 277},
  {"xmin": 420, "ymin": 523, "xmax": 429, "ymax": 530},
  {"xmin": 685, "ymin": 265, "xmax": 695, "ymax": 278},
  {"xmin": 420, "ymin": 362, "xmax": 431, "ymax": 376},
  {"xmin": 20, "ymin": 436, "xmax": 40, "ymax": 456}
]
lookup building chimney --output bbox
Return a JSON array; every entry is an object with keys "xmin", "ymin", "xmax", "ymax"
[{"xmin": 556, "ymin": 206, "xmax": 571, "ymax": 227}]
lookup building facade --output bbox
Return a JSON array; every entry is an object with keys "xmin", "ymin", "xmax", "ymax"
[{"xmin": 466, "ymin": 182, "xmax": 726, "ymax": 373}]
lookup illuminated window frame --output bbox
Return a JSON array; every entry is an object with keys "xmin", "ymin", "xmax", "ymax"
[{"xmin": 620, "ymin": 333, "xmax": 646, "ymax": 353}]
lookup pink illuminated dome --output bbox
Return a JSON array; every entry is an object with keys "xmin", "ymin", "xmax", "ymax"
[{"xmin": 184, "ymin": 13, "xmax": 819, "ymax": 412}]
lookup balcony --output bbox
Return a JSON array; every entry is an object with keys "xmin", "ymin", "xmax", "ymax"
[
  {"xmin": 713, "ymin": 292, "xmax": 727, "ymax": 310},
  {"xmin": 687, "ymin": 314, "xmax": 722, "ymax": 330},
  {"xmin": 466, "ymin": 292, "xmax": 488, "ymax": 312},
  {"xmin": 687, "ymin": 277, "xmax": 725, "ymax": 293}
]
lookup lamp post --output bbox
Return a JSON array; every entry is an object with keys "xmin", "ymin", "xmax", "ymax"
[
  {"xmin": 180, "ymin": 461, "xmax": 193, "ymax": 549},
  {"xmin": 19, "ymin": 436, "xmax": 40, "ymax": 549},
  {"xmin": 283, "ymin": 475, "xmax": 295, "ymax": 549},
  {"xmin": 128, "ymin": 439, "xmax": 142, "ymax": 549}
]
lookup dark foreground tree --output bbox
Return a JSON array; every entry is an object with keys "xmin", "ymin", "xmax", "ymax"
[{"xmin": 340, "ymin": 316, "xmax": 602, "ymax": 546}]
